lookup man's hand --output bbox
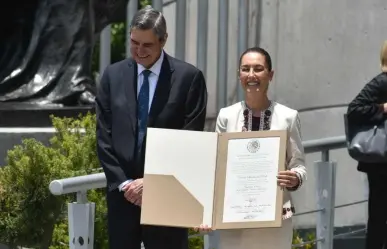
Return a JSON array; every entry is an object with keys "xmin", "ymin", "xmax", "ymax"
[
  {"xmin": 194, "ymin": 224, "xmax": 213, "ymax": 233},
  {"xmin": 277, "ymin": 170, "xmax": 299, "ymax": 188},
  {"xmin": 123, "ymin": 178, "xmax": 143, "ymax": 206},
  {"xmin": 383, "ymin": 103, "xmax": 387, "ymax": 113}
]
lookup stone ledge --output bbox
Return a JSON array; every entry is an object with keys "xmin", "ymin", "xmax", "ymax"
[{"xmin": 0, "ymin": 103, "xmax": 95, "ymax": 127}]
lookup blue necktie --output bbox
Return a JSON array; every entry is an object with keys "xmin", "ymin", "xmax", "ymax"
[{"xmin": 137, "ymin": 70, "xmax": 151, "ymax": 156}]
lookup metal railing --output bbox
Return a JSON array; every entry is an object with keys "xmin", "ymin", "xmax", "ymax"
[{"xmin": 49, "ymin": 135, "xmax": 368, "ymax": 249}]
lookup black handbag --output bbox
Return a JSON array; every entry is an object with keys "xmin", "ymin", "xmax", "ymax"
[{"xmin": 344, "ymin": 114, "xmax": 387, "ymax": 163}]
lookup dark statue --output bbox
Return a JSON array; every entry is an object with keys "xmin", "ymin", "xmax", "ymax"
[{"xmin": 0, "ymin": 0, "xmax": 129, "ymax": 107}]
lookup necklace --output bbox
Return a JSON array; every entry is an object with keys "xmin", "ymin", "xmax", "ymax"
[{"xmin": 242, "ymin": 101, "xmax": 273, "ymax": 131}]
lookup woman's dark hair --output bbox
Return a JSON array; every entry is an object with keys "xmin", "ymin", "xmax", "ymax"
[{"xmin": 239, "ymin": 47, "xmax": 272, "ymax": 71}]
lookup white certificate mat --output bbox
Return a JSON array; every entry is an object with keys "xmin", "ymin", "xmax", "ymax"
[
  {"xmin": 222, "ymin": 137, "xmax": 281, "ymax": 223},
  {"xmin": 213, "ymin": 130, "xmax": 286, "ymax": 229}
]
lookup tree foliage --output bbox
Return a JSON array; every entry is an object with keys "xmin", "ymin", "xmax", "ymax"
[{"xmin": 0, "ymin": 113, "xmax": 104, "ymax": 249}]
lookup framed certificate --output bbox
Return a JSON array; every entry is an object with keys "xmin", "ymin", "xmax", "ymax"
[{"xmin": 140, "ymin": 128, "xmax": 287, "ymax": 229}]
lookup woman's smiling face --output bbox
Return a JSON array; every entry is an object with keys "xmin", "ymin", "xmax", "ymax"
[{"xmin": 239, "ymin": 51, "xmax": 274, "ymax": 94}]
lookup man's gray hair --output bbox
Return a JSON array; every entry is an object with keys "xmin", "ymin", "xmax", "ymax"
[{"xmin": 130, "ymin": 6, "xmax": 167, "ymax": 41}]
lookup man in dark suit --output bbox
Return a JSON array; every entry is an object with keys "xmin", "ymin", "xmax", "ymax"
[{"xmin": 96, "ymin": 6, "xmax": 208, "ymax": 249}]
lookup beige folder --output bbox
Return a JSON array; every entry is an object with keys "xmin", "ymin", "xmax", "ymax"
[{"xmin": 140, "ymin": 128, "xmax": 287, "ymax": 230}]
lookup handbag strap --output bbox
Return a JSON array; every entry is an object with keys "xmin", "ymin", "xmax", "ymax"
[{"xmin": 343, "ymin": 114, "xmax": 351, "ymax": 144}]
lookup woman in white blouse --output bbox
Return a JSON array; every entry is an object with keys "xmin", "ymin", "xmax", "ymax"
[{"xmin": 195, "ymin": 47, "xmax": 307, "ymax": 249}]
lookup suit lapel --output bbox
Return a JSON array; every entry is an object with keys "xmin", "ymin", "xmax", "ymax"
[
  {"xmin": 123, "ymin": 58, "xmax": 138, "ymax": 133},
  {"xmin": 148, "ymin": 54, "xmax": 175, "ymax": 126}
]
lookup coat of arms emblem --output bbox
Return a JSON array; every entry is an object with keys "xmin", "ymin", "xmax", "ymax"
[{"xmin": 247, "ymin": 139, "xmax": 260, "ymax": 153}]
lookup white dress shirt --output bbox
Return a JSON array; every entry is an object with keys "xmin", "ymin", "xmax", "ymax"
[{"xmin": 118, "ymin": 51, "xmax": 165, "ymax": 191}]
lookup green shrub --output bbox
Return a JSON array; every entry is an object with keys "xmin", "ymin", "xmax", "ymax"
[
  {"xmin": 293, "ymin": 229, "xmax": 316, "ymax": 249},
  {"xmin": 188, "ymin": 230, "xmax": 203, "ymax": 249},
  {"xmin": 0, "ymin": 113, "xmax": 105, "ymax": 249}
]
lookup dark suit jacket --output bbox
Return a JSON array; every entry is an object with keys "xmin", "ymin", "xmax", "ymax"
[
  {"xmin": 96, "ymin": 53, "xmax": 208, "ymax": 191},
  {"xmin": 347, "ymin": 72, "xmax": 387, "ymax": 173}
]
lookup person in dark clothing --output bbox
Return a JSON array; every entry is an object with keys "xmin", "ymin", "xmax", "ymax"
[
  {"xmin": 346, "ymin": 40, "xmax": 387, "ymax": 249},
  {"xmin": 96, "ymin": 6, "xmax": 207, "ymax": 249}
]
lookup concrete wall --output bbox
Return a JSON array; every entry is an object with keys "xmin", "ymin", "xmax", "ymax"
[{"xmin": 162, "ymin": 0, "xmax": 387, "ymax": 228}]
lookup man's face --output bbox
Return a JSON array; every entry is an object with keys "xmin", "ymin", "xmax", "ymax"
[{"xmin": 130, "ymin": 28, "xmax": 166, "ymax": 68}]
